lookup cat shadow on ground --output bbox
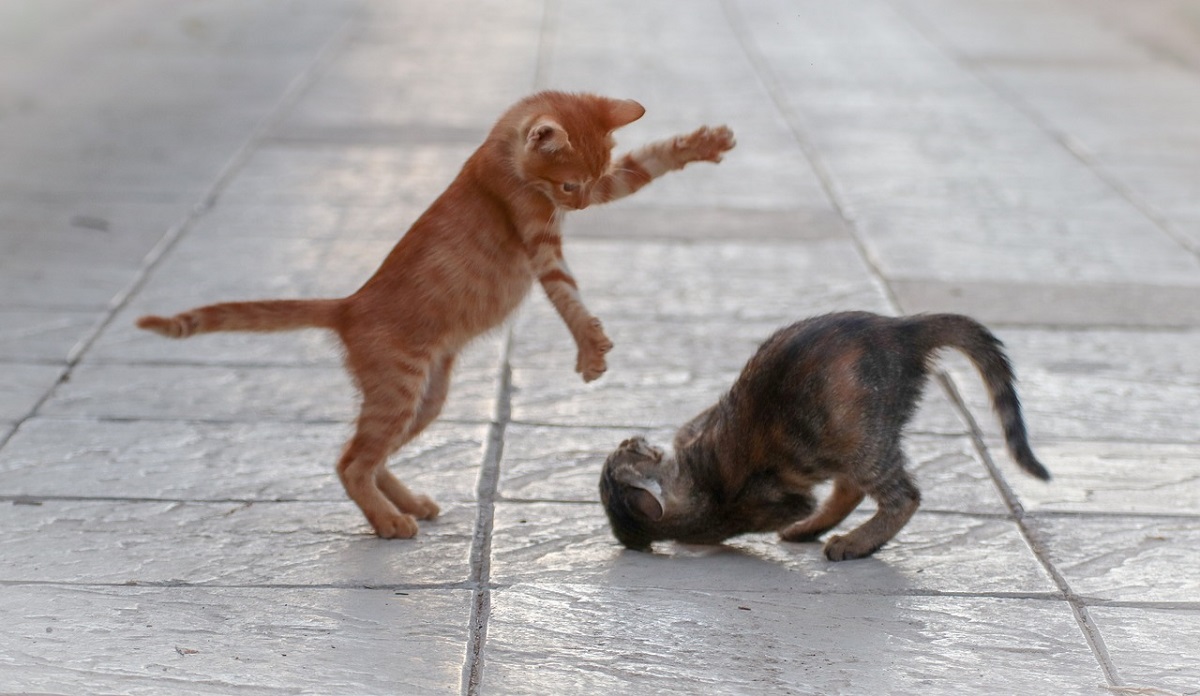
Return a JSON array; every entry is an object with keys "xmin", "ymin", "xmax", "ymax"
[{"xmin": 602, "ymin": 533, "xmax": 913, "ymax": 595}]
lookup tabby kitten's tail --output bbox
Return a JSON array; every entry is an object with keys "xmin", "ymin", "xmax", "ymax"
[
  {"xmin": 137, "ymin": 299, "xmax": 343, "ymax": 339},
  {"xmin": 919, "ymin": 314, "xmax": 1051, "ymax": 481}
]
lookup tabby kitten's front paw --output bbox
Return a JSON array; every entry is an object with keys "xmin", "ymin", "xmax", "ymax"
[
  {"xmin": 674, "ymin": 125, "xmax": 736, "ymax": 164},
  {"xmin": 576, "ymin": 318, "xmax": 613, "ymax": 383}
]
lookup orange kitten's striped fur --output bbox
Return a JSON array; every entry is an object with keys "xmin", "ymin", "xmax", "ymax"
[{"xmin": 137, "ymin": 91, "xmax": 736, "ymax": 539}]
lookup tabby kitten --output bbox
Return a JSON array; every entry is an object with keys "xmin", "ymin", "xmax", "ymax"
[
  {"xmin": 138, "ymin": 90, "xmax": 736, "ymax": 539},
  {"xmin": 599, "ymin": 311, "xmax": 1049, "ymax": 560}
]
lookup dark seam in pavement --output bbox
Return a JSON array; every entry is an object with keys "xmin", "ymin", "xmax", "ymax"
[
  {"xmin": 462, "ymin": 324, "xmax": 515, "ymax": 696},
  {"xmin": 940, "ymin": 372, "xmax": 1126, "ymax": 688}
]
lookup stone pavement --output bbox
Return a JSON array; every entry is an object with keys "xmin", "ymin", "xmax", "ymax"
[{"xmin": 2, "ymin": 1, "xmax": 1199, "ymax": 693}]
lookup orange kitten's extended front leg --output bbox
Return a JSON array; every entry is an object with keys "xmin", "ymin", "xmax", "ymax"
[
  {"xmin": 591, "ymin": 125, "xmax": 736, "ymax": 205},
  {"xmin": 524, "ymin": 221, "xmax": 612, "ymax": 382}
]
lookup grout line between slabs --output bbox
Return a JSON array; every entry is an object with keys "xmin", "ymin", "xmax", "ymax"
[
  {"xmin": 939, "ymin": 374, "xmax": 1125, "ymax": 688},
  {"xmin": 462, "ymin": 325, "xmax": 514, "ymax": 696},
  {"xmin": 463, "ymin": 6, "xmax": 558, "ymax": 692}
]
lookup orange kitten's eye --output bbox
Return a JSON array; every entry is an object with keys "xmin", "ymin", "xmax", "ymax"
[{"xmin": 561, "ymin": 182, "xmax": 580, "ymax": 193}]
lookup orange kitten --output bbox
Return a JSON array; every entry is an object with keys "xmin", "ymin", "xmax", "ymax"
[{"xmin": 137, "ymin": 91, "xmax": 736, "ymax": 538}]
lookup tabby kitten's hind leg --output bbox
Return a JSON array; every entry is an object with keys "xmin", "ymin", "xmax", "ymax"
[
  {"xmin": 822, "ymin": 459, "xmax": 921, "ymax": 561},
  {"xmin": 779, "ymin": 477, "xmax": 866, "ymax": 543}
]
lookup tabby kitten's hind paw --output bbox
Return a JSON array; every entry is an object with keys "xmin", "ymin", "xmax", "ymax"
[
  {"xmin": 822, "ymin": 533, "xmax": 883, "ymax": 562},
  {"xmin": 674, "ymin": 125, "xmax": 737, "ymax": 164}
]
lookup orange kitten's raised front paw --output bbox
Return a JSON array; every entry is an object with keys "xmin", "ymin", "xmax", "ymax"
[
  {"xmin": 370, "ymin": 512, "xmax": 420, "ymax": 539},
  {"xmin": 576, "ymin": 318, "xmax": 613, "ymax": 383},
  {"xmin": 674, "ymin": 125, "xmax": 737, "ymax": 164}
]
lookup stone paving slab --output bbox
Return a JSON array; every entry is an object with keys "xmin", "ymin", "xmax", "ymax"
[
  {"xmin": 40, "ymin": 363, "xmax": 498, "ymax": 424},
  {"xmin": 481, "ymin": 586, "xmax": 1102, "ymax": 695},
  {"xmin": 0, "ymin": 310, "xmax": 98, "ymax": 363},
  {"xmin": 1089, "ymin": 606, "xmax": 1200, "ymax": 696},
  {"xmin": 1026, "ymin": 514, "xmax": 1200, "ymax": 604},
  {"xmin": 0, "ymin": 585, "xmax": 470, "ymax": 696},
  {"xmin": 0, "ymin": 499, "xmax": 475, "ymax": 587},
  {"xmin": 279, "ymin": 1, "xmax": 542, "ymax": 139},
  {"xmin": 490, "ymin": 503, "xmax": 1053, "ymax": 596},
  {"xmin": 0, "ymin": 418, "xmax": 486, "ymax": 504},
  {"xmin": 944, "ymin": 329, "xmax": 1200, "ymax": 443},
  {"xmin": 567, "ymin": 205, "xmax": 850, "ymax": 242},
  {"xmin": 187, "ymin": 200, "xmax": 435, "ymax": 243},
  {"xmin": 544, "ymin": 1, "xmax": 834, "ymax": 213},
  {"xmin": 850, "ymin": 210, "xmax": 1200, "ymax": 287},
  {"xmin": 890, "ymin": 278, "xmax": 1200, "ymax": 328},
  {"xmin": 217, "ymin": 144, "xmax": 476, "ymax": 207},
  {"xmin": 0, "ymin": 363, "xmax": 62, "ymax": 422},
  {"xmin": 511, "ymin": 239, "xmax": 890, "ymax": 322},
  {"xmin": 1001, "ymin": 439, "xmax": 1200, "ymax": 515}
]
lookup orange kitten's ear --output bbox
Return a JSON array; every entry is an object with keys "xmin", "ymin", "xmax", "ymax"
[
  {"xmin": 526, "ymin": 117, "xmax": 570, "ymax": 154},
  {"xmin": 604, "ymin": 98, "xmax": 645, "ymax": 130}
]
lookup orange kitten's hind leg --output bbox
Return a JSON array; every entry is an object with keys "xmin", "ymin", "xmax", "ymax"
[
  {"xmin": 375, "ymin": 352, "xmax": 458, "ymax": 522},
  {"xmin": 337, "ymin": 349, "xmax": 433, "ymax": 538},
  {"xmin": 338, "ymin": 425, "xmax": 419, "ymax": 538}
]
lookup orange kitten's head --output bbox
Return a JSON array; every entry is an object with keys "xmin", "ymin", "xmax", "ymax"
[{"xmin": 502, "ymin": 91, "xmax": 645, "ymax": 210}]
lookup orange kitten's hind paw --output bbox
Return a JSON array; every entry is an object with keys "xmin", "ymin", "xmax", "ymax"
[
  {"xmin": 408, "ymin": 494, "xmax": 440, "ymax": 521},
  {"xmin": 136, "ymin": 314, "xmax": 192, "ymax": 339},
  {"xmin": 370, "ymin": 512, "xmax": 420, "ymax": 539},
  {"xmin": 675, "ymin": 125, "xmax": 736, "ymax": 164}
]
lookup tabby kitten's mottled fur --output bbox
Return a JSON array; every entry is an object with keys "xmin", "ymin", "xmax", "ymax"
[
  {"xmin": 138, "ymin": 91, "xmax": 735, "ymax": 539},
  {"xmin": 600, "ymin": 311, "xmax": 1049, "ymax": 561}
]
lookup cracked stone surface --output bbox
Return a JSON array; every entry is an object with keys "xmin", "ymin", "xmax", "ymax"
[{"xmin": 3, "ymin": 0, "xmax": 1199, "ymax": 694}]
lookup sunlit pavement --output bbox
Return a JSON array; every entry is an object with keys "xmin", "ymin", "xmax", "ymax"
[{"xmin": 2, "ymin": 2, "xmax": 1199, "ymax": 694}]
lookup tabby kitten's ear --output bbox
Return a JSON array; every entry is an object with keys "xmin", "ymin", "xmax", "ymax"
[
  {"xmin": 610, "ymin": 437, "xmax": 667, "ymax": 521},
  {"xmin": 604, "ymin": 98, "xmax": 645, "ymax": 130},
  {"xmin": 526, "ymin": 117, "xmax": 571, "ymax": 154},
  {"xmin": 616, "ymin": 436, "xmax": 663, "ymax": 461}
]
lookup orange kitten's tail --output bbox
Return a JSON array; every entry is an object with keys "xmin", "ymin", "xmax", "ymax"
[{"xmin": 136, "ymin": 299, "xmax": 343, "ymax": 339}]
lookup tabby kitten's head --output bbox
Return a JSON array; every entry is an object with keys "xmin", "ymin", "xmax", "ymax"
[
  {"xmin": 504, "ymin": 91, "xmax": 645, "ymax": 210},
  {"xmin": 598, "ymin": 436, "xmax": 675, "ymax": 551}
]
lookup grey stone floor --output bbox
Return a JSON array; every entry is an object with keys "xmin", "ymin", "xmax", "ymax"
[{"xmin": 2, "ymin": 1, "xmax": 1198, "ymax": 694}]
